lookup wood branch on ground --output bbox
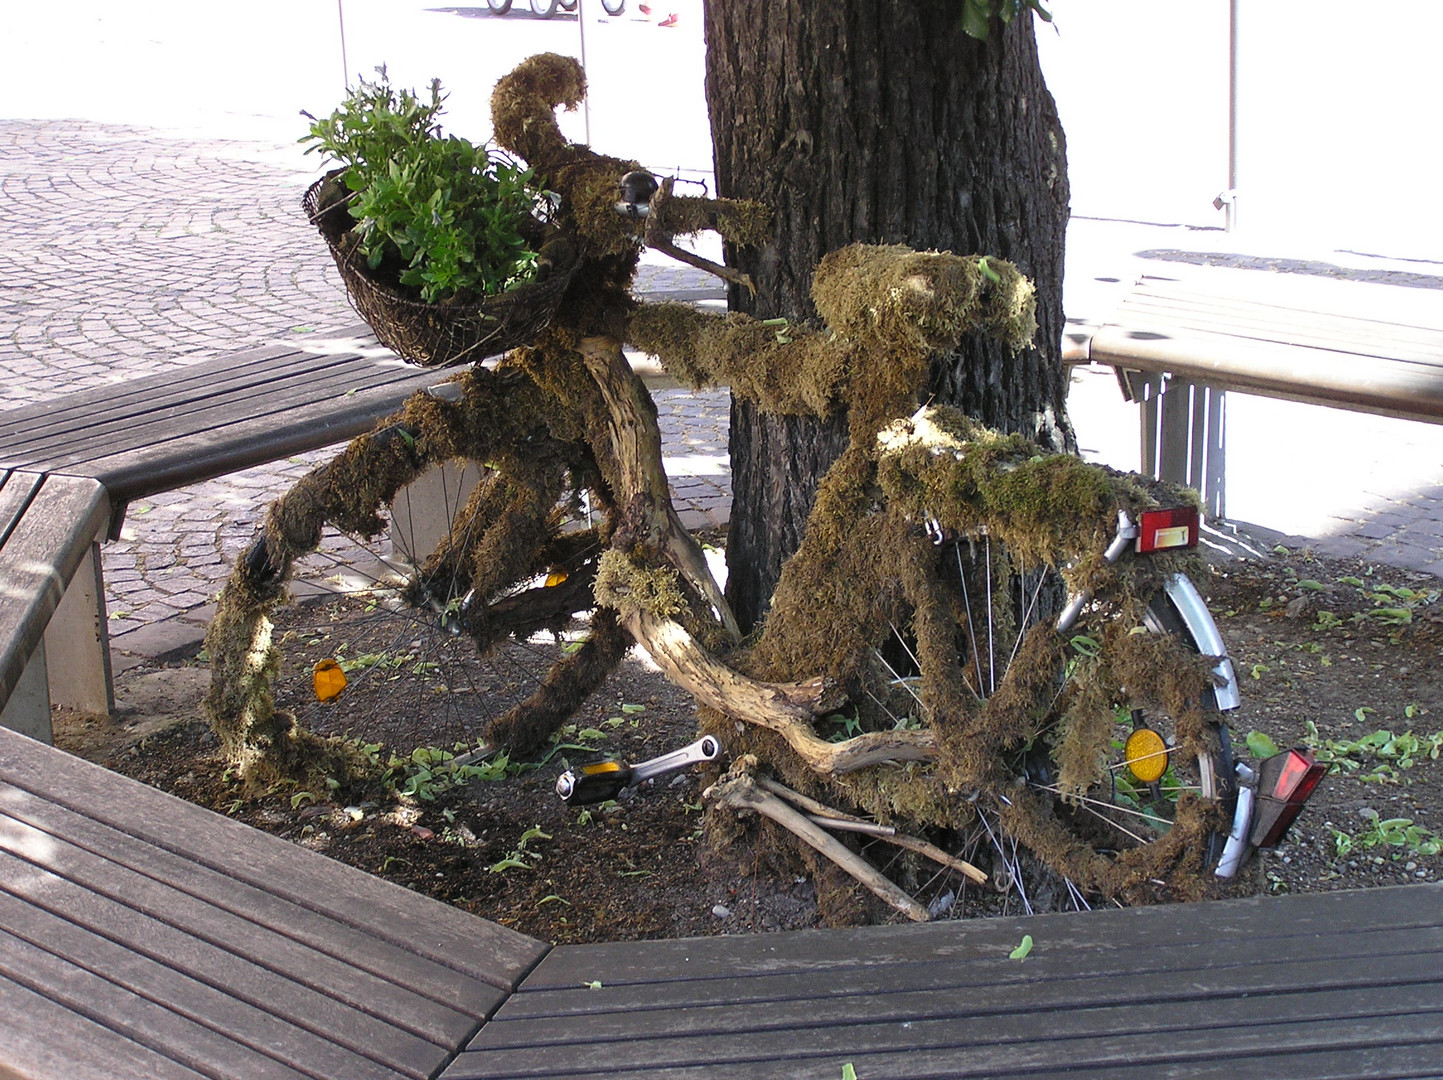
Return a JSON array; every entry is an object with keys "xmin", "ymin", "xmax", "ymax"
[
  {"xmin": 758, "ymin": 774, "xmax": 989, "ymax": 886},
  {"xmin": 706, "ymin": 757, "xmax": 930, "ymax": 923}
]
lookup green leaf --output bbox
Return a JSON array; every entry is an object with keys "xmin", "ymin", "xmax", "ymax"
[
  {"xmin": 584, "ymin": 980, "xmax": 603, "ymax": 991},
  {"xmin": 842, "ymin": 1065, "xmax": 859, "ymax": 1080},
  {"xmin": 1246, "ymin": 731, "xmax": 1280, "ymax": 759},
  {"xmin": 1009, "ymin": 934, "xmax": 1034, "ymax": 961},
  {"xmin": 961, "ymin": 0, "xmax": 993, "ymax": 40}
]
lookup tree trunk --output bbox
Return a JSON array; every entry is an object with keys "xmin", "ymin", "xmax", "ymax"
[{"xmin": 704, "ymin": 0, "xmax": 1071, "ymax": 631}]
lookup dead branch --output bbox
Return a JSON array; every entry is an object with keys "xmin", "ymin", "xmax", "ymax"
[
  {"xmin": 875, "ymin": 832, "xmax": 991, "ymax": 887},
  {"xmin": 624, "ymin": 608, "xmax": 937, "ymax": 775},
  {"xmin": 758, "ymin": 774, "xmax": 989, "ymax": 886},
  {"xmin": 707, "ymin": 761, "xmax": 929, "ymax": 923},
  {"xmin": 577, "ymin": 335, "xmax": 740, "ymax": 641}
]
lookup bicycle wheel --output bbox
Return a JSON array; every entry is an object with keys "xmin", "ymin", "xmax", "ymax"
[
  {"xmin": 204, "ymin": 374, "xmax": 627, "ymax": 782},
  {"xmin": 530, "ymin": 0, "xmax": 560, "ymax": 16},
  {"xmin": 874, "ymin": 528, "xmax": 1237, "ymax": 905},
  {"xmin": 601, "ymin": 0, "xmax": 625, "ymax": 13},
  {"xmin": 487, "ymin": 0, "xmax": 513, "ymax": 13},
  {"xmin": 747, "ymin": 423, "xmax": 1238, "ymax": 908}
]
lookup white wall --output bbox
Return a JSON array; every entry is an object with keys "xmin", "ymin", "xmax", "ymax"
[{"xmin": 1037, "ymin": 1, "xmax": 1443, "ymax": 258}]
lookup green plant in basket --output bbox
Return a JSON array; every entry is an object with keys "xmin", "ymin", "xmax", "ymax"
[{"xmin": 302, "ymin": 67, "xmax": 544, "ymax": 303}]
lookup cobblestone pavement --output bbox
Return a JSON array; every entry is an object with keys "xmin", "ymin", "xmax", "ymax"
[
  {"xmin": 3, "ymin": 120, "xmax": 1441, "ymax": 662},
  {"xmin": 1, "ymin": 119, "xmax": 730, "ymax": 655}
]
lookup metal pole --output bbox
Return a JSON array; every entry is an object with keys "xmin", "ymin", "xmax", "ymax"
[
  {"xmin": 1226, "ymin": 0, "xmax": 1239, "ymax": 231},
  {"xmin": 577, "ymin": 0, "xmax": 592, "ymax": 144},
  {"xmin": 337, "ymin": 0, "xmax": 351, "ymax": 89}
]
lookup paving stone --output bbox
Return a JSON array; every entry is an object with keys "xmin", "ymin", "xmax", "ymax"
[{"xmin": 109, "ymin": 617, "xmax": 207, "ymax": 663}]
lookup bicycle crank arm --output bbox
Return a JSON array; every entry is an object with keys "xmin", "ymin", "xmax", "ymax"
[{"xmin": 556, "ymin": 736, "xmax": 722, "ymax": 805}]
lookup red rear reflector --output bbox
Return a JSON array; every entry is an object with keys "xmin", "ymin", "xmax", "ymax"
[
  {"xmin": 1249, "ymin": 748, "xmax": 1327, "ymax": 848},
  {"xmin": 1136, "ymin": 507, "xmax": 1200, "ymax": 553}
]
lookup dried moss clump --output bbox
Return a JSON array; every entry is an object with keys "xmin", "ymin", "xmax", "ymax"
[
  {"xmin": 627, "ymin": 302, "xmax": 847, "ymax": 417},
  {"xmin": 594, "ymin": 548, "xmax": 687, "ymax": 619},
  {"xmin": 628, "ymin": 244, "xmax": 1039, "ymax": 440},
  {"xmin": 812, "ymin": 243, "xmax": 1036, "ymax": 355}
]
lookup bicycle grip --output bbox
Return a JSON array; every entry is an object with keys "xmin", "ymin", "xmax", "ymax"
[{"xmin": 556, "ymin": 761, "xmax": 634, "ymax": 805}]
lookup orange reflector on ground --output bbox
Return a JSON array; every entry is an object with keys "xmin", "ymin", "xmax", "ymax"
[
  {"xmin": 1125, "ymin": 727, "xmax": 1169, "ymax": 783},
  {"xmin": 314, "ymin": 659, "xmax": 347, "ymax": 702}
]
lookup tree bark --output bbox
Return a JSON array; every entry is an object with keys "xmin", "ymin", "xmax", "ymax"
[{"xmin": 704, "ymin": 0, "xmax": 1071, "ymax": 631}]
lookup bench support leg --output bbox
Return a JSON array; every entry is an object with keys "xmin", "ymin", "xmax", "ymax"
[
  {"xmin": 44, "ymin": 540, "xmax": 114, "ymax": 716},
  {"xmin": 1127, "ymin": 372, "xmax": 1227, "ymax": 520},
  {"xmin": 0, "ymin": 640, "xmax": 53, "ymax": 744},
  {"xmin": 390, "ymin": 460, "xmax": 484, "ymax": 565}
]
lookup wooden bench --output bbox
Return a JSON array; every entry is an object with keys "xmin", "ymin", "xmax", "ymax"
[
  {"xmin": 0, "ymin": 724, "xmax": 548, "ymax": 1080},
  {"xmin": 452, "ymin": 882, "xmax": 1443, "ymax": 1079},
  {"xmin": 6, "ymin": 715, "xmax": 1443, "ymax": 1079},
  {"xmin": 1066, "ymin": 268, "xmax": 1443, "ymax": 519},
  {"xmin": 0, "ymin": 470, "xmax": 110, "ymax": 741},
  {"xmin": 0, "ymin": 328, "xmax": 447, "ymax": 733}
]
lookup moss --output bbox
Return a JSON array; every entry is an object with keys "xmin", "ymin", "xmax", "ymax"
[
  {"xmin": 708, "ymin": 402, "xmax": 1228, "ymax": 899},
  {"xmin": 483, "ymin": 606, "xmax": 631, "ymax": 755},
  {"xmin": 489, "ymin": 52, "xmax": 586, "ymax": 171},
  {"xmin": 594, "ymin": 548, "xmax": 688, "ymax": 619},
  {"xmin": 627, "ymin": 301, "xmax": 850, "ymax": 416},
  {"xmin": 647, "ymin": 182, "xmax": 771, "ymax": 248},
  {"xmin": 628, "ymin": 246, "xmax": 1038, "ymax": 442}
]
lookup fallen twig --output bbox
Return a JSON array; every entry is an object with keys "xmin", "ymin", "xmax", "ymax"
[{"xmin": 707, "ymin": 760, "xmax": 930, "ymax": 922}]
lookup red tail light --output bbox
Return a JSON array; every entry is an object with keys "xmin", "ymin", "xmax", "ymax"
[
  {"xmin": 1135, "ymin": 507, "xmax": 1200, "ymax": 553},
  {"xmin": 1249, "ymin": 748, "xmax": 1327, "ymax": 848}
]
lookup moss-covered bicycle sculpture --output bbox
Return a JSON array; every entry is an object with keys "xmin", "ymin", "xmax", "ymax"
[{"xmin": 206, "ymin": 53, "xmax": 1249, "ymax": 916}]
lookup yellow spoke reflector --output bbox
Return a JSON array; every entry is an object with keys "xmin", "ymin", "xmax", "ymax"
[
  {"xmin": 1124, "ymin": 727, "xmax": 1169, "ymax": 783},
  {"xmin": 314, "ymin": 659, "xmax": 348, "ymax": 702},
  {"xmin": 545, "ymin": 569, "xmax": 569, "ymax": 587}
]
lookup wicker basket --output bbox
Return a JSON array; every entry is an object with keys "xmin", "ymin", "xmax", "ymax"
[{"xmin": 303, "ymin": 172, "xmax": 576, "ymax": 367}]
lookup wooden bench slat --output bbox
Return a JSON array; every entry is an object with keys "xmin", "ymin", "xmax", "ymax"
[
  {"xmin": 1090, "ymin": 327, "xmax": 1443, "ymax": 422},
  {"xmin": 0, "ymin": 806, "xmax": 477, "ymax": 1051},
  {"xmin": 0, "ymin": 846, "xmax": 445, "ymax": 1080},
  {"xmin": 0, "ymin": 779, "xmax": 490, "ymax": 1016},
  {"xmin": 0, "ymin": 329, "xmax": 392, "ymax": 439},
  {"xmin": 0, "ymin": 471, "xmax": 110, "ymax": 707},
  {"xmin": 1116, "ymin": 286, "xmax": 1443, "ymax": 364},
  {"xmin": 0, "ymin": 339, "xmax": 304, "ymax": 418},
  {"xmin": 0, "ymin": 468, "xmax": 43, "ymax": 546},
  {"xmin": 0, "ymin": 967, "xmax": 211, "ymax": 1080},
  {"xmin": 476, "ymin": 942, "xmax": 1443, "ymax": 1041},
  {"xmin": 41, "ymin": 375, "xmax": 441, "ymax": 505},
  {"xmin": 1, "ymin": 351, "xmax": 425, "ymax": 463},
  {"xmin": 513, "ymin": 884, "xmax": 1443, "ymax": 990},
  {"xmin": 0, "ymin": 727, "xmax": 549, "ymax": 992},
  {"xmin": 0, "ymin": 343, "xmax": 315, "ymax": 437},
  {"xmin": 0, "ymin": 918, "xmax": 318, "ymax": 1080},
  {"xmin": 446, "ymin": 1006, "xmax": 1443, "ymax": 1079},
  {"xmin": 1082, "ymin": 271, "xmax": 1443, "ymax": 425}
]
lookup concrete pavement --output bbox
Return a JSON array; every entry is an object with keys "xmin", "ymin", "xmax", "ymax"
[{"xmin": 2, "ymin": 118, "xmax": 1441, "ymax": 672}]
